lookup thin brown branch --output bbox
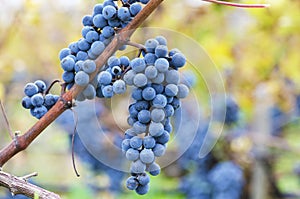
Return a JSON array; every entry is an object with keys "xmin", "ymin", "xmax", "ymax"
[
  {"xmin": 0, "ymin": 100, "xmax": 14, "ymax": 140},
  {"xmin": 0, "ymin": 0, "xmax": 164, "ymax": 167},
  {"xmin": 0, "ymin": 170, "xmax": 61, "ymax": 199}
]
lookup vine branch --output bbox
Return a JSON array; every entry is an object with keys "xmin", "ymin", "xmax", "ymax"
[
  {"xmin": 0, "ymin": 0, "xmax": 164, "ymax": 167},
  {"xmin": 0, "ymin": 170, "xmax": 60, "ymax": 199}
]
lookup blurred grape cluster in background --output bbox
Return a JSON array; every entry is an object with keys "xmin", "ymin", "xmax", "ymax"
[{"xmin": 0, "ymin": 0, "xmax": 300, "ymax": 198}]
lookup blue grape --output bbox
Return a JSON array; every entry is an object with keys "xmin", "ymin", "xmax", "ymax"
[
  {"xmin": 81, "ymin": 26, "xmax": 94, "ymax": 38},
  {"xmin": 22, "ymin": 96, "xmax": 33, "ymax": 109},
  {"xmin": 152, "ymin": 94, "xmax": 167, "ymax": 108},
  {"xmin": 152, "ymin": 143, "xmax": 166, "ymax": 157},
  {"xmin": 177, "ymin": 84, "xmax": 189, "ymax": 98},
  {"xmin": 74, "ymin": 61, "xmax": 84, "ymax": 72},
  {"xmin": 59, "ymin": 48, "xmax": 71, "ymax": 61},
  {"xmin": 129, "ymin": 104, "xmax": 139, "ymax": 118},
  {"xmin": 75, "ymin": 71, "xmax": 89, "ymax": 86},
  {"xmin": 82, "ymin": 84, "xmax": 96, "ymax": 100},
  {"xmin": 120, "ymin": 56, "xmax": 130, "ymax": 67},
  {"xmin": 140, "ymin": 149, "xmax": 155, "ymax": 164},
  {"xmin": 130, "ymin": 159, "xmax": 146, "ymax": 174},
  {"xmin": 85, "ymin": 30, "xmax": 99, "ymax": 43},
  {"xmin": 93, "ymin": 14, "xmax": 108, "ymax": 28},
  {"xmin": 62, "ymin": 71, "xmax": 75, "ymax": 83},
  {"xmin": 164, "ymin": 104, "xmax": 175, "ymax": 117},
  {"xmin": 136, "ymin": 173, "xmax": 150, "ymax": 186},
  {"xmin": 126, "ymin": 176, "xmax": 139, "ymax": 190},
  {"xmin": 135, "ymin": 184, "xmax": 149, "ymax": 195},
  {"xmin": 155, "ymin": 45, "xmax": 168, "ymax": 58},
  {"xmin": 171, "ymin": 97, "xmax": 181, "ymax": 110},
  {"xmin": 44, "ymin": 94, "xmax": 59, "ymax": 107},
  {"xmin": 133, "ymin": 73, "xmax": 148, "ymax": 87},
  {"xmin": 78, "ymin": 38, "xmax": 90, "ymax": 51},
  {"xmin": 170, "ymin": 52, "xmax": 186, "ymax": 68},
  {"xmin": 102, "ymin": 85, "xmax": 114, "ymax": 98},
  {"xmin": 113, "ymin": 80, "xmax": 126, "ymax": 94},
  {"xmin": 156, "ymin": 131, "xmax": 170, "ymax": 144},
  {"xmin": 133, "ymin": 121, "xmax": 147, "ymax": 134},
  {"xmin": 24, "ymin": 83, "xmax": 39, "ymax": 97},
  {"xmin": 137, "ymin": 110, "xmax": 151, "ymax": 124},
  {"xmin": 145, "ymin": 65, "xmax": 158, "ymax": 79},
  {"xmin": 118, "ymin": 7, "xmax": 131, "ymax": 21},
  {"xmin": 150, "ymin": 108, "xmax": 165, "ymax": 123},
  {"xmin": 155, "ymin": 58, "xmax": 169, "ymax": 73},
  {"xmin": 76, "ymin": 51, "xmax": 88, "ymax": 61},
  {"xmin": 147, "ymin": 162, "xmax": 160, "ymax": 176},
  {"xmin": 134, "ymin": 100, "xmax": 150, "ymax": 111},
  {"xmin": 98, "ymin": 71, "xmax": 112, "ymax": 85},
  {"xmin": 102, "ymin": 26, "xmax": 115, "ymax": 38},
  {"xmin": 143, "ymin": 136, "xmax": 156, "ymax": 149},
  {"xmin": 31, "ymin": 94, "xmax": 44, "ymax": 107},
  {"xmin": 108, "ymin": 18, "xmax": 121, "ymax": 27},
  {"xmin": 130, "ymin": 136, "xmax": 143, "ymax": 149},
  {"xmin": 169, "ymin": 48, "xmax": 181, "ymax": 57},
  {"xmin": 145, "ymin": 39, "xmax": 159, "ymax": 53},
  {"xmin": 82, "ymin": 15, "xmax": 93, "ymax": 26},
  {"xmin": 31, "ymin": 105, "xmax": 48, "ymax": 119},
  {"xmin": 130, "ymin": 58, "xmax": 146, "ymax": 73},
  {"xmin": 144, "ymin": 53, "xmax": 157, "ymax": 66},
  {"xmin": 151, "ymin": 72, "xmax": 165, "ymax": 84},
  {"xmin": 129, "ymin": 3, "xmax": 142, "ymax": 16},
  {"xmin": 132, "ymin": 88, "xmax": 143, "ymax": 101},
  {"xmin": 142, "ymin": 87, "xmax": 156, "ymax": 101},
  {"xmin": 122, "ymin": 139, "xmax": 131, "ymax": 152},
  {"xmin": 34, "ymin": 80, "xmax": 47, "ymax": 93},
  {"xmin": 69, "ymin": 42, "xmax": 79, "ymax": 54},
  {"xmin": 82, "ymin": 60, "xmax": 97, "ymax": 74},
  {"xmin": 126, "ymin": 148, "xmax": 140, "ymax": 161},
  {"xmin": 90, "ymin": 41, "xmax": 105, "ymax": 56},
  {"xmin": 155, "ymin": 36, "xmax": 167, "ymax": 46},
  {"xmin": 149, "ymin": 122, "xmax": 164, "ymax": 137},
  {"xmin": 123, "ymin": 70, "xmax": 136, "ymax": 86},
  {"xmin": 151, "ymin": 83, "xmax": 164, "ymax": 94},
  {"xmin": 102, "ymin": 5, "xmax": 117, "ymax": 20},
  {"xmin": 60, "ymin": 56, "xmax": 75, "ymax": 71},
  {"xmin": 107, "ymin": 56, "xmax": 120, "ymax": 67},
  {"xmin": 165, "ymin": 69, "xmax": 180, "ymax": 84},
  {"xmin": 93, "ymin": 4, "xmax": 103, "ymax": 15},
  {"xmin": 165, "ymin": 84, "xmax": 178, "ymax": 97}
]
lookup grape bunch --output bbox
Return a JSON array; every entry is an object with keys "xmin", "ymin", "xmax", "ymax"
[
  {"xmin": 21, "ymin": 80, "xmax": 59, "ymax": 119},
  {"xmin": 119, "ymin": 37, "xmax": 189, "ymax": 195},
  {"xmin": 59, "ymin": 0, "xmax": 150, "ymax": 91}
]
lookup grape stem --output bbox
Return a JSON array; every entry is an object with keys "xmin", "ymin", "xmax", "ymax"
[
  {"xmin": 0, "ymin": 0, "xmax": 165, "ymax": 167},
  {"xmin": 71, "ymin": 109, "xmax": 80, "ymax": 177},
  {"xmin": 202, "ymin": 0, "xmax": 270, "ymax": 8},
  {"xmin": 126, "ymin": 41, "xmax": 147, "ymax": 51},
  {"xmin": 45, "ymin": 79, "xmax": 61, "ymax": 95},
  {"xmin": 0, "ymin": 100, "xmax": 14, "ymax": 140}
]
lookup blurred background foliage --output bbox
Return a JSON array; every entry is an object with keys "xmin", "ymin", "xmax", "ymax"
[{"xmin": 0, "ymin": 0, "xmax": 300, "ymax": 198}]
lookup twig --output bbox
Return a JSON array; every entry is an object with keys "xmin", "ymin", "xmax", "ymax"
[
  {"xmin": 0, "ymin": 0, "xmax": 164, "ymax": 167},
  {"xmin": 0, "ymin": 170, "xmax": 60, "ymax": 199},
  {"xmin": 45, "ymin": 79, "xmax": 61, "ymax": 95},
  {"xmin": 0, "ymin": 100, "xmax": 14, "ymax": 140},
  {"xmin": 202, "ymin": 0, "xmax": 269, "ymax": 8},
  {"xmin": 21, "ymin": 172, "xmax": 38, "ymax": 181},
  {"xmin": 126, "ymin": 41, "xmax": 147, "ymax": 51},
  {"xmin": 71, "ymin": 109, "xmax": 80, "ymax": 177}
]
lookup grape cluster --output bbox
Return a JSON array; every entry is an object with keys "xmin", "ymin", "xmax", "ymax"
[
  {"xmin": 120, "ymin": 36, "xmax": 189, "ymax": 195},
  {"xmin": 21, "ymin": 80, "xmax": 59, "ymax": 119},
  {"xmin": 180, "ymin": 161, "xmax": 245, "ymax": 199},
  {"xmin": 59, "ymin": 0, "xmax": 149, "ymax": 92}
]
